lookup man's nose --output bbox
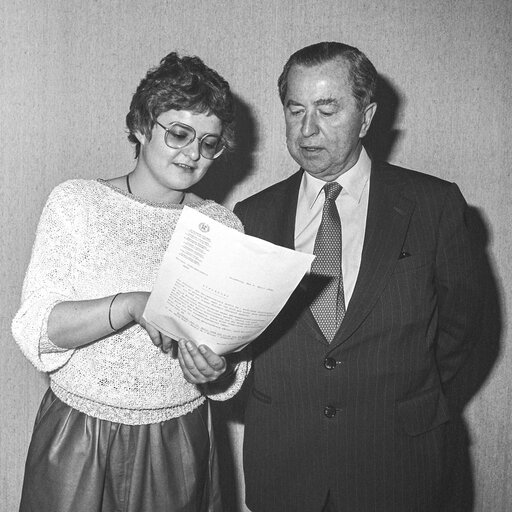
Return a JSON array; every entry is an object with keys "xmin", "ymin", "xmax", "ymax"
[{"xmin": 301, "ymin": 112, "xmax": 319, "ymax": 137}]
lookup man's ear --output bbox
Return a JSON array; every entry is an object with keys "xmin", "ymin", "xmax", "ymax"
[{"xmin": 359, "ymin": 102, "xmax": 377, "ymax": 138}]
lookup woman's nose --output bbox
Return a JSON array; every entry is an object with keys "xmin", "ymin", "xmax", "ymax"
[{"xmin": 182, "ymin": 138, "xmax": 201, "ymax": 161}]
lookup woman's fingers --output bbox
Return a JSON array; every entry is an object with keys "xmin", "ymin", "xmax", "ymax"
[
  {"xmin": 145, "ymin": 323, "xmax": 163, "ymax": 348},
  {"xmin": 177, "ymin": 340, "xmax": 226, "ymax": 383},
  {"xmin": 160, "ymin": 334, "xmax": 174, "ymax": 353},
  {"xmin": 197, "ymin": 344, "xmax": 227, "ymax": 372}
]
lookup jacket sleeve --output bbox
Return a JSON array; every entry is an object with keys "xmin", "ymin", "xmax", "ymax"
[{"xmin": 434, "ymin": 182, "xmax": 481, "ymax": 383}]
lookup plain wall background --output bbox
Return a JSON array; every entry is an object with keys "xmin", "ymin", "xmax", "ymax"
[{"xmin": 1, "ymin": 0, "xmax": 511, "ymax": 510}]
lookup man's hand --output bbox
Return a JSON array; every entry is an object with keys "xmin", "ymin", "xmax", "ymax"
[{"xmin": 177, "ymin": 340, "xmax": 229, "ymax": 384}]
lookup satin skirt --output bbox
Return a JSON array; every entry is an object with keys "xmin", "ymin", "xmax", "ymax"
[{"xmin": 19, "ymin": 389, "xmax": 221, "ymax": 512}]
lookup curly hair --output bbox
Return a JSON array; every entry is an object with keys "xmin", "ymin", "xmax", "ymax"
[
  {"xmin": 126, "ymin": 52, "xmax": 235, "ymax": 158},
  {"xmin": 277, "ymin": 42, "xmax": 377, "ymax": 111}
]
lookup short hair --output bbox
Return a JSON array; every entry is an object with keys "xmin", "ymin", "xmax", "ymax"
[
  {"xmin": 126, "ymin": 52, "xmax": 235, "ymax": 158},
  {"xmin": 277, "ymin": 42, "xmax": 377, "ymax": 111}
]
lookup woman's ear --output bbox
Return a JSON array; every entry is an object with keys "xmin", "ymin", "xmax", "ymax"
[{"xmin": 134, "ymin": 130, "xmax": 147, "ymax": 146}]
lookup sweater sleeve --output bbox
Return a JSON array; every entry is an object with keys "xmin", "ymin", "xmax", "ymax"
[
  {"xmin": 204, "ymin": 349, "xmax": 252, "ymax": 401},
  {"xmin": 12, "ymin": 182, "xmax": 86, "ymax": 372}
]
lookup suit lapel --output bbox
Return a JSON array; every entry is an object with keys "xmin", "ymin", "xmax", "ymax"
[
  {"xmin": 263, "ymin": 170, "xmax": 302, "ymax": 250},
  {"xmin": 331, "ymin": 162, "xmax": 415, "ymax": 347},
  {"xmin": 264, "ymin": 164, "xmax": 415, "ymax": 347}
]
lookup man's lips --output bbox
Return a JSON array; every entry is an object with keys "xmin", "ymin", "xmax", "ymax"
[{"xmin": 300, "ymin": 145, "xmax": 323, "ymax": 153}]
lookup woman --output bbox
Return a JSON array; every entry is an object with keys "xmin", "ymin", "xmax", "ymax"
[{"xmin": 12, "ymin": 51, "xmax": 250, "ymax": 512}]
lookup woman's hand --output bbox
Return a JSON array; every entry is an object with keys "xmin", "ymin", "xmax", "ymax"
[
  {"xmin": 115, "ymin": 292, "xmax": 175, "ymax": 353},
  {"xmin": 48, "ymin": 291, "xmax": 175, "ymax": 351},
  {"xmin": 177, "ymin": 340, "xmax": 229, "ymax": 384}
]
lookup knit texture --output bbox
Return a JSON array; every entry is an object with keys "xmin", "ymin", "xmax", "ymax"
[{"xmin": 12, "ymin": 179, "xmax": 250, "ymax": 424}]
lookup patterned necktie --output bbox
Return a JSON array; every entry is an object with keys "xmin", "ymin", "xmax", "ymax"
[{"xmin": 309, "ymin": 182, "xmax": 345, "ymax": 341}]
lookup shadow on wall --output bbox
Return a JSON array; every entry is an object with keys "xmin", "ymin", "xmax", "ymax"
[
  {"xmin": 441, "ymin": 206, "xmax": 502, "ymax": 511},
  {"xmin": 365, "ymin": 74, "xmax": 404, "ymax": 163},
  {"xmin": 367, "ymin": 73, "xmax": 504, "ymax": 511},
  {"xmin": 210, "ymin": 75, "xmax": 503, "ymax": 512},
  {"xmin": 192, "ymin": 94, "xmax": 258, "ymax": 203}
]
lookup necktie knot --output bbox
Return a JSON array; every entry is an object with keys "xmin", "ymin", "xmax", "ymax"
[{"xmin": 323, "ymin": 182, "xmax": 342, "ymax": 202}]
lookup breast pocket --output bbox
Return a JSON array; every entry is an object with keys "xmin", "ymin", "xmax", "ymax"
[{"xmin": 392, "ymin": 251, "xmax": 433, "ymax": 274}]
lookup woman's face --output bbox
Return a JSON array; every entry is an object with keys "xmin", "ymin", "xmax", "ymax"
[{"xmin": 135, "ymin": 109, "xmax": 223, "ymax": 197}]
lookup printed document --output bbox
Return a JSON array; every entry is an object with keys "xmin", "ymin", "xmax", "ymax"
[{"xmin": 143, "ymin": 206, "xmax": 314, "ymax": 354}]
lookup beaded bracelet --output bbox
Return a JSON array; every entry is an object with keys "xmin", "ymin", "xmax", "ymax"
[{"xmin": 108, "ymin": 293, "xmax": 121, "ymax": 332}]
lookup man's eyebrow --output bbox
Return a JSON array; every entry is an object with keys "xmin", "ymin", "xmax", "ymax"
[
  {"xmin": 314, "ymin": 97, "xmax": 339, "ymax": 107},
  {"xmin": 286, "ymin": 98, "xmax": 339, "ymax": 108},
  {"xmin": 286, "ymin": 99, "xmax": 303, "ymax": 108}
]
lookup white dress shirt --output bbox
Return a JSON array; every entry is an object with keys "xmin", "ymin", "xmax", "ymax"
[{"xmin": 294, "ymin": 147, "xmax": 371, "ymax": 307}]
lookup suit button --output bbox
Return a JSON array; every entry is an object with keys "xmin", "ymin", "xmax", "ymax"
[
  {"xmin": 324, "ymin": 405, "xmax": 336, "ymax": 418},
  {"xmin": 324, "ymin": 357, "xmax": 337, "ymax": 370}
]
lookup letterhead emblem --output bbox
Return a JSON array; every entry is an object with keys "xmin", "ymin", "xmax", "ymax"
[{"xmin": 199, "ymin": 222, "xmax": 210, "ymax": 233}]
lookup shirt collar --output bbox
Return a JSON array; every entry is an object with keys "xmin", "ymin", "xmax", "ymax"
[{"xmin": 302, "ymin": 146, "xmax": 371, "ymax": 209}]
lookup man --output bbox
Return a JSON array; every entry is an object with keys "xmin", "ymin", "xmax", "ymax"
[{"xmin": 233, "ymin": 42, "xmax": 479, "ymax": 512}]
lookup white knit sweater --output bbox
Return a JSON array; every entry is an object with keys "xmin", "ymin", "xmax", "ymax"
[{"xmin": 12, "ymin": 179, "xmax": 250, "ymax": 425}]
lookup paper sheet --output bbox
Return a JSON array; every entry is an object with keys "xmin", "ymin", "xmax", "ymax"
[{"xmin": 143, "ymin": 206, "xmax": 314, "ymax": 355}]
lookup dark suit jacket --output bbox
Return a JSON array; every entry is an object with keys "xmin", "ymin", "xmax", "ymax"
[{"xmin": 233, "ymin": 161, "xmax": 480, "ymax": 512}]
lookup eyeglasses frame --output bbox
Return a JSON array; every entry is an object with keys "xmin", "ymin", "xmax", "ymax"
[{"xmin": 153, "ymin": 119, "xmax": 225, "ymax": 160}]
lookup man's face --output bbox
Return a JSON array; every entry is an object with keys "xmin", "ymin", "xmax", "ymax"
[{"xmin": 283, "ymin": 59, "xmax": 376, "ymax": 181}]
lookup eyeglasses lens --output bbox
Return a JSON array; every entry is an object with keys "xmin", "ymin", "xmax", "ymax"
[
  {"xmin": 164, "ymin": 123, "xmax": 223, "ymax": 160},
  {"xmin": 200, "ymin": 135, "xmax": 224, "ymax": 159},
  {"xmin": 165, "ymin": 124, "xmax": 194, "ymax": 148}
]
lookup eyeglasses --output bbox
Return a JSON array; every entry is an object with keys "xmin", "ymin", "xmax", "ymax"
[{"xmin": 154, "ymin": 120, "xmax": 225, "ymax": 160}]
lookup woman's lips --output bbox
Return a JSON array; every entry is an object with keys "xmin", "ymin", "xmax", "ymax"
[{"xmin": 174, "ymin": 162, "xmax": 196, "ymax": 170}]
